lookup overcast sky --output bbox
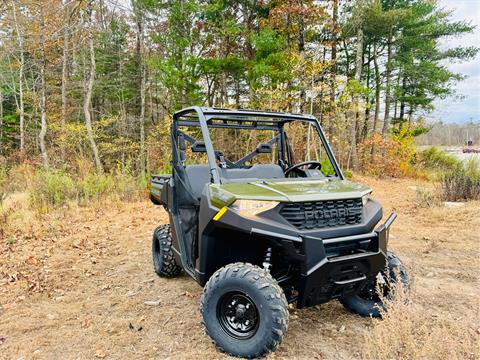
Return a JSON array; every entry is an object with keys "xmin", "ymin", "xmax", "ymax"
[{"xmin": 431, "ymin": 0, "xmax": 480, "ymax": 123}]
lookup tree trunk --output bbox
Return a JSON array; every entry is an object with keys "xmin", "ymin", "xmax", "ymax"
[
  {"xmin": 234, "ymin": 78, "xmax": 240, "ymax": 108},
  {"xmin": 39, "ymin": 6, "xmax": 49, "ymax": 168},
  {"xmin": 60, "ymin": 0, "xmax": 70, "ymax": 156},
  {"xmin": 361, "ymin": 44, "xmax": 371, "ymax": 142},
  {"xmin": 298, "ymin": 15, "xmax": 306, "ymax": 113},
  {"xmin": 12, "ymin": 2, "xmax": 25, "ymax": 151},
  {"xmin": 118, "ymin": 39, "xmax": 127, "ymax": 172},
  {"xmin": 148, "ymin": 69, "xmax": 154, "ymax": 124},
  {"xmin": 329, "ymin": 0, "xmax": 338, "ymax": 138},
  {"xmin": 350, "ymin": 27, "xmax": 363, "ymax": 171},
  {"xmin": 382, "ymin": 32, "xmax": 393, "ymax": 135},
  {"xmin": 220, "ymin": 73, "xmax": 227, "ymax": 106},
  {"xmin": 84, "ymin": 8, "xmax": 103, "ymax": 172},
  {"xmin": 318, "ymin": 47, "xmax": 327, "ymax": 124},
  {"xmin": 135, "ymin": 5, "xmax": 146, "ymax": 174},
  {"xmin": 399, "ymin": 75, "xmax": 407, "ymax": 122},
  {"xmin": 372, "ymin": 43, "xmax": 381, "ymax": 133},
  {"xmin": 407, "ymin": 106, "xmax": 414, "ymax": 129},
  {"xmin": 0, "ymin": 89, "xmax": 3, "ymax": 155}
]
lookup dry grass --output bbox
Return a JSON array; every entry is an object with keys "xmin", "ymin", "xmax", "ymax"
[
  {"xmin": 362, "ymin": 284, "xmax": 478, "ymax": 360},
  {"xmin": 0, "ymin": 177, "xmax": 479, "ymax": 359},
  {"xmin": 439, "ymin": 159, "xmax": 480, "ymax": 202}
]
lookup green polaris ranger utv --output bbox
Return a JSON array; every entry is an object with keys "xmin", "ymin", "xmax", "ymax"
[{"xmin": 150, "ymin": 107, "xmax": 409, "ymax": 358}]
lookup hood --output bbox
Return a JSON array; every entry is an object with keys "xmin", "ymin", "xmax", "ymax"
[{"xmin": 209, "ymin": 178, "xmax": 371, "ymax": 207}]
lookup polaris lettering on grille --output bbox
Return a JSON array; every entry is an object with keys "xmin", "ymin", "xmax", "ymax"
[
  {"xmin": 304, "ymin": 207, "xmax": 362, "ymax": 221},
  {"xmin": 280, "ymin": 199, "xmax": 363, "ymax": 230}
]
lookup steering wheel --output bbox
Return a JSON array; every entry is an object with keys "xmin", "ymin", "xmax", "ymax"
[{"xmin": 285, "ymin": 161, "xmax": 322, "ymax": 177}]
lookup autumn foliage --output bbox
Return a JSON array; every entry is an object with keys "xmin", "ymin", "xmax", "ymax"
[
  {"xmin": 0, "ymin": 0, "xmax": 477, "ymax": 176},
  {"xmin": 358, "ymin": 129, "xmax": 417, "ymax": 178}
]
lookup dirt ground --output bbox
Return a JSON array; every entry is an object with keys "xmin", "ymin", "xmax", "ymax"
[{"xmin": 1, "ymin": 177, "xmax": 479, "ymax": 359}]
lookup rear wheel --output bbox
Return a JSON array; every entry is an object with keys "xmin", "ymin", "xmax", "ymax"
[
  {"xmin": 200, "ymin": 263, "xmax": 289, "ymax": 358},
  {"xmin": 340, "ymin": 252, "xmax": 409, "ymax": 318},
  {"xmin": 152, "ymin": 224, "xmax": 181, "ymax": 278}
]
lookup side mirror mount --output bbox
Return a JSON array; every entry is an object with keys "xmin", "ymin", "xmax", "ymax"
[
  {"xmin": 256, "ymin": 143, "xmax": 272, "ymax": 154},
  {"xmin": 191, "ymin": 141, "xmax": 207, "ymax": 153}
]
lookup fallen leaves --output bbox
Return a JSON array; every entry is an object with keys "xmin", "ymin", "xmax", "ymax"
[
  {"xmin": 144, "ymin": 299, "xmax": 161, "ymax": 306},
  {"xmin": 183, "ymin": 291, "xmax": 195, "ymax": 298},
  {"xmin": 128, "ymin": 322, "xmax": 143, "ymax": 331},
  {"xmin": 94, "ymin": 349, "xmax": 107, "ymax": 358},
  {"xmin": 25, "ymin": 256, "xmax": 38, "ymax": 265},
  {"xmin": 81, "ymin": 318, "xmax": 92, "ymax": 329},
  {"xmin": 46, "ymin": 313, "xmax": 58, "ymax": 320},
  {"xmin": 124, "ymin": 289, "xmax": 140, "ymax": 297}
]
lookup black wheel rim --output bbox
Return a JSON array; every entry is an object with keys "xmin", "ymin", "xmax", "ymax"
[
  {"xmin": 217, "ymin": 291, "xmax": 259, "ymax": 340},
  {"xmin": 358, "ymin": 283, "xmax": 382, "ymax": 302},
  {"xmin": 358, "ymin": 272, "xmax": 391, "ymax": 302}
]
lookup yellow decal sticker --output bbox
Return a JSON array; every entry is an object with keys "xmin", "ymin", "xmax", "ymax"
[{"xmin": 213, "ymin": 207, "xmax": 228, "ymax": 221}]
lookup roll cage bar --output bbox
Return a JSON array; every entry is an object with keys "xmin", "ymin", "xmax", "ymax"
[{"xmin": 171, "ymin": 106, "xmax": 344, "ymax": 183}]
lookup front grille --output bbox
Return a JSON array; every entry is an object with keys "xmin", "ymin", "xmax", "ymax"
[{"xmin": 280, "ymin": 199, "xmax": 363, "ymax": 230}]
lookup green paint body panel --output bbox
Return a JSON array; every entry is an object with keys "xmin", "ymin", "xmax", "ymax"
[{"xmin": 209, "ymin": 179, "xmax": 371, "ymax": 208}]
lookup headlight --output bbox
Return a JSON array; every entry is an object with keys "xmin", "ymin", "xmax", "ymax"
[
  {"xmin": 230, "ymin": 200, "xmax": 279, "ymax": 216},
  {"xmin": 362, "ymin": 194, "xmax": 370, "ymax": 206}
]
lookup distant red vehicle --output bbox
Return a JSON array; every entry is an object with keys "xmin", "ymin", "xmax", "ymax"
[{"xmin": 463, "ymin": 148, "xmax": 480, "ymax": 153}]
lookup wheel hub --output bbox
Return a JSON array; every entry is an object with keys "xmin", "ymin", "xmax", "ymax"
[
  {"xmin": 217, "ymin": 292, "xmax": 259, "ymax": 339},
  {"xmin": 235, "ymin": 304, "xmax": 246, "ymax": 318}
]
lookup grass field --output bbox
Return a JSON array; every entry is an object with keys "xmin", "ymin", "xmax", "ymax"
[{"xmin": 0, "ymin": 177, "xmax": 479, "ymax": 359}]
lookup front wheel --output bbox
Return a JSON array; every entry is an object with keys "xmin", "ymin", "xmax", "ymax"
[
  {"xmin": 200, "ymin": 263, "xmax": 289, "ymax": 358},
  {"xmin": 340, "ymin": 252, "xmax": 410, "ymax": 318}
]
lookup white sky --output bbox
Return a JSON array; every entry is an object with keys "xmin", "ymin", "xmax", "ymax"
[{"xmin": 431, "ymin": 0, "xmax": 480, "ymax": 123}]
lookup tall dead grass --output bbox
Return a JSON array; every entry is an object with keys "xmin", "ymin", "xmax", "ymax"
[
  {"xmin": 418, "ymin": 147, "xmax": 480, "ymax": 202},
  {"xmin": 362, "ymin": 284, "xmax": 478, "ymax": 360},
  {"xmin": 439, "ymin": 159, "xmax": 480, "ymax": 202},
  {"xmin": 0, "ymin": 162, "xmax": 146, "ymax": 214}
]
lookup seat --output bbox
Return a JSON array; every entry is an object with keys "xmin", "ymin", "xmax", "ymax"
[
  {"xmin": 185, "ymin": 164, "xmax": 285, "ymax": 199},
  {"xmin": 185, "ymin": 164, "xmax": 211, "ymax": 199}
]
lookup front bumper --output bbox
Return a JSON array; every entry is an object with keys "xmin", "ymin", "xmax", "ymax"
[
  {"xmin": 197, "ymin": 195, "xmax": 393, "ymax": 307},
  {"xmin": 251, "ymin": 213, "xmax": 397, "ymax": 308}
]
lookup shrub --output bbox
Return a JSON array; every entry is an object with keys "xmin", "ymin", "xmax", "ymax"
[
  {"xmin": 358, "ymin": 130, "xmax": 416, "ymax": 177},
  {"xmin": 415, "ymin": 186, "xmax": 437, "ymax": 207},
  {"xmin": 28, "ymin": 167, "xmax": 144, "ymax": 211},
  {"xmin": 439, "ymin": 158, "xmax": 480, "ymax": 201},
  {"xmin": 343, "ymin": 169, "xmax": 353, "ymax": 179},
  {"xmin": 0, "ymin": 162, "xmax": 36, "ymax": 194},
  {"xmin": 79, "ymin": 173, "xmax": 115, "ymax": 203},
  {"xmin": 29, "ymin": 169, "xmax": 77, "ymax": 211},
  {"xmin": 0, "ymin": 163, "xmax": 8, "ymax": 206},
  {"xmin": 320, "ymin": 159, "xmax": 335, "ymax": 176},
  {"xmin": 418, "ymin": 146, "xmax": 461, "ymax": 172},
  {"xmin": 416, "ymin": 148, "xmax": 479, "ymax": 202},
  {"xmin": 115, "ymin": 173, "xmax": 142, "ymax": 202}
]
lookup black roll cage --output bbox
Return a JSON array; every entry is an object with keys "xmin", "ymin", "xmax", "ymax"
[{"xmin": 172, "ymin": 106, "xmax": 345, "ymax": 183}]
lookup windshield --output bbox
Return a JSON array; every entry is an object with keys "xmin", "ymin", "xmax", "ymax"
[{"xmin": 176, "ymin": 117, "xmax": 338, "ymax": 177}]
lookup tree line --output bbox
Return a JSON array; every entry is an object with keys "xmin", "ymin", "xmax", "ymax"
[
  {"xmin": 0, "ymin": 0, "xmax": 477, "ymax": 174},
  {"xmin": 416, "ymin": 122, "xmax": 480, "ymax": 147}
]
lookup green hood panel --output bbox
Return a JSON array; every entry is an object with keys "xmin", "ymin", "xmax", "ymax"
[{"xmin": 209, "ymin": 179, "xmax": 371, "ymax": 208}]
